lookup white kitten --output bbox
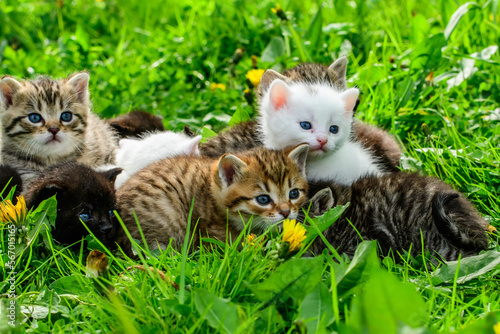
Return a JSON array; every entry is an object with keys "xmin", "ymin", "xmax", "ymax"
[
  {"xmin": 114, "ymin": 131, "xmax": 202, "ymax": 188},
  {"xmin": 259, "ymin": 80, "xmax": 384, "ymax": 185}
]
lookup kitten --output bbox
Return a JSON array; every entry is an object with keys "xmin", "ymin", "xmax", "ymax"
[
  {"xmin": 23, "ymin": 163, "xmax": 122, "ymax": 248},
  {"xmin": 107, "ymin": 110, "xmax": 165, "ymax": 139},
  {"xmin": 304, "ymin": 173, "xmax": 489, "ymax": 261},
  {"xmin": 0, "ymin": 72, "xmax": 117, "ymax": 186},
  {"xmin": 113, "ymin": 131, "xmax": 202, "ymax": 188},
  {"xmin": 115, "ymin": 145, "xmax": 309, "ymax": 254},
  {"xmin": 199, "ymin": 57, "xmax": 401, "ymax": 173}
]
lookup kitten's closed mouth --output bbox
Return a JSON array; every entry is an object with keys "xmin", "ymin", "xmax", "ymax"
[{"xmin": 45, "ymin": 137, "xmax": 61, "ymax": 145}]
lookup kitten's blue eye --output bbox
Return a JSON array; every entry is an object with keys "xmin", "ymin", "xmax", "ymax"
[
  {"xmin": 109, "ymin": 210, "xmax": 116, "ymax": 218},
  {"xmin": 256, "ymin": 195, "xmax": 271, "ymax": 205},
  {"xmin": 60, "ymin": 112, "xmax": 73, "ymax": 122},
  {"xmin": 300, "ymin": 122, "xmax": 312, "ymax": 130},
  {"xmin": 329, "ymin": 125, "xmax": 339, "ymax": 134},
  {"xmin": 28, "ymin": 113, "xmax": 42, "ymax": 123},
  {"xmin": 79, "ymin": 212, "xmax": 90, "ymax": 221},
  {"xmin": 289, "ymin": 189, "xmax": 299, "ymax": 199}
]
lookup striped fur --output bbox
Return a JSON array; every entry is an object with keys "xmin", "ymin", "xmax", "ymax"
[
  {"xmin": 304, "ymin": 173, "xmax": 489, "ymax": 261},
  {"xmin": 0, "ymin": 73, "xmax": 117, "ymax": 186},
  {"xmin": 115, "ymin": 145, "xmax": 309, "ymax": 254}
]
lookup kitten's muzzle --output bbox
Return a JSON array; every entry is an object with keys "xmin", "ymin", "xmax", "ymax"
[{"xmin": 48, "ymin": 127, "xmax": 60, "ymax": 136}]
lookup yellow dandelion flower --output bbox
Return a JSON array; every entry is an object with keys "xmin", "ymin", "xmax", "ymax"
[
  {"xmin": 246, "ymin": 69, "xmax": 265, "ymax": 88},
  {"xmin": 271, "ymin": 4, "xmax": 288, "ymax": 20},
  {"xmin": 0, "ymin": 196, "xmax": 27, "ymax": 225},
  {"xmin": 211, "ymin": 83, "xmax": 226, "ymax": 92},
  {"xmin": 487, "ymin": 224, "xmax": 497, "ymax": 233},
  {"xmin": 242, "ymin": 233, "xmax": 257, "ymax": 247},
  {"xmin": 282, "ymin": 219, "xmax": 306, "ymax": 252},
  {"xmin": 494, "ymin": 323, "xmax": 500, "ymax": 334}
]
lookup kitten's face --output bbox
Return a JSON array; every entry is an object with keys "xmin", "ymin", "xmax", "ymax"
[
  {"xmin": 0, "ymin": 73, "xmax": 90, "ymax": 161},
  {"xmin": 24, "ymin": 163, "xmax": 122, "ymax": 248},
  {"xmin": 216, "ymin": 145, "xmax": 309, "ymax": 231},
  {"xmin": 260, "ymin": 81, "xmax": 359, "ymax": 160}
]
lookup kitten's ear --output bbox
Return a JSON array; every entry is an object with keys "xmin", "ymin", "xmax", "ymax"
[
  {"xmin": 287, "ymin": 144, "xmax": 309, "ymax": 177},
  {"xmin": 66, "ymin": 72, "xmax": 90, "ymax": 105},
  {"xmin": 260, "ymin": 69, "xmax": 289, "ymax": 93},
  {"xmin": 339, "ymin": 88, "xmax": 359, "ymax": 117},
  {"xmin": 0, "ymin": 77, "xmax": 23, "ymax": 109},
  {"xmin": 218, "ymin": 154, "xmax": 247, "ymax": 188},
  {"xmin": 309, "ymin": 188, "xmax": 334, "ymax": 216},
  {"xmin": 327, "ymin": 56, "xmax": 348, "ymax": 90},
  {"xmin": 102, "ymin": 168, "xmax": 123, "ymax": 184},
  {"xmin": 268, "ymin": 79, "xmax": 291, "ymax": 111},
  {"xmin": 183, "ymin": 125, "xmax": 197, "ymax": 138},
  {"xmin": 187, "ymin": 135, "xmax": 202, "ymax": 155}
]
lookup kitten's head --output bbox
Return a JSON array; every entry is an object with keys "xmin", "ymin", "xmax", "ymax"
[
  {"xmin": 0, "ymin": 73, "xmax": 91, "ymax": 162},
  {"xmin": 259, "ymin": 80, "xmax": 359, "ymax": 160},
  {"xmin": 108, "ymin": 110, "xmax": 165, "ymax": 139},
  {"xmin": 116, "ymin": 131, "xmax": 202, "ymax": 166},
  {"xmin": 301, "ymin": 187, "xmax": 335, "ymax": 219},
  {"xmin": 24, "ymin": 163, "xmax": 122, "ymax": 248},
  {"xmin": 214, "ymin": 144, "xmax": 309, "ymax": 231}
]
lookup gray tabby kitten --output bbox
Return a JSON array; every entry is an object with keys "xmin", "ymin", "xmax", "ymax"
[
  {"xmin": 305, "ymin": 173, "xmax": 489, "ymax": 261},
  {"xmin": 0, "ymin": 72, "xmax": 117, "ymax": 185},
  {"xmin": 199, "ymin": 57, "xmax": 401, "ymax": 172}
]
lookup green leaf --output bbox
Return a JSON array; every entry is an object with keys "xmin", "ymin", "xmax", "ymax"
[
  {"xmin": 75, "ymin": 23, "xmax": 90, "ymax": 52},
  {"xmin": 228, "ymin": 107, "xmax": 250, "ymax": 126},
  {"xmin": 261, "ymin": 37, "xmax": 285, "ymax": 63},
  {"xmin": 304, "ymin": 6, "xmax": 323, "ymax": 51},
  {"xmin": 444, "ymin": 2, "xmax": 479, "ymax": 40},
  {"xmin": 29, "ymin": 195, "xmax": 58, "ymax": 227},
  {"xmin": 395, "ymin": 75, "xmax": 415, "ymax": 110},
  {"xmin": 49, "ymin": 275, "xmax": 88, "ymax": 295},
  {"xmin": 250, "ymin": 256, "xmax": 324, "ymax": 303},
  {"xmin": 348, "ymin": 269, "xmax": 427, "ymax": 333},
  {"xmin": 297, "ymin": 282, "xmax": 334, "ymax": 334},
  {"xmin": 411, "ymin": 33, "xmax": 446, "ymax": 70},
  {"xmin": 431, "ymin": 250, "xmax": 500, "ymax": 285},
  {"xmin": 304, "ymin": 203, "xmax": 349, "ymax": 244},
  {"xmin": 193, "ymin": 288, "xmax": 240, "ymax": 334},
  {"xmin": 410, "ymin": 14, "xmax": 430, "ymax": 44},
  {"xmin": 335, "ymin": 241, "xmax": 379, "ymax": 296},
  {"xmin": 200, "ymin": 126, "xmax": 217, "ymax": 143},
  {"xmin": 456, "ymin": 312, "xmax": 499, "ymax": 334}
]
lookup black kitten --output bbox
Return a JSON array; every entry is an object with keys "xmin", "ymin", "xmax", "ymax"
[
  {"xmin": 108, "ymin": 110, "xmax": 165, "ymax": 138},
  {"xmin": 24, "ymin": 163, "xmax": 122, "ymax": 248},
  {"xmin": 0, "ymin": 164, "xmax": 23, "ymax": 200},
  {"xmin": 304, "ymin": 173, "xmax": 489, "ymax": 261}
]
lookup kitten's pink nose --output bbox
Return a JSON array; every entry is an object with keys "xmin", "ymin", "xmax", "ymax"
[
  {"xmin": 316, "ymin": 135, "xmax": 328, "ymax": 147},
  {"xmin": 48, "ymin": 128, "xmax": 60, "ymax": 135},
  {"xmin": 278, "ymin": 205, "xmax": 291, "ymax": 218}
]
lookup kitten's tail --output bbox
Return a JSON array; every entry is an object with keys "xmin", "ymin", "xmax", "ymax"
[{"xmin": 432, "ymin": 192, "xmax": 488, "ymax": 252}]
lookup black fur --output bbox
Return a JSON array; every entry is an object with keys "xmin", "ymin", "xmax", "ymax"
[
  {"xmin": 108, "ymin": 110, "xmax": 164, "ymax": 139},
  {"xmin": 24, "ymin": 163, "xmax": 122, "ymax": 248},
  {"xmin": 0, "ymin": 164, "xmax": 23, "ymax": 200}
]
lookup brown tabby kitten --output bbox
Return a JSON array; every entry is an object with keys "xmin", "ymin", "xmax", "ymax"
[
  {"xmin": 304, "ymin": 174, "xmax": 489, "ymax": 261},
  {"xmin": 23, "ymin": 163, "xmax": 122, "ymax": 248},
  {"xmin": 200, "ymin": 57, "xmax": 401, "ymax": 171},
  {"xmin": 107, "ymin": 110, "xmax": 165, "ymax": 139},
  {"xmin": 0, "ymin": 72, "xmax": 117, "ymax": 185},
  {"xmin": 115, "ymin": 145, "xmax": 309, "ymax": 254}
]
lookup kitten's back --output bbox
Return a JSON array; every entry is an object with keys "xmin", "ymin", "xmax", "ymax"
[{"xmin": 307, "ymin": 173, "xmax": 489, "ymax": 260}]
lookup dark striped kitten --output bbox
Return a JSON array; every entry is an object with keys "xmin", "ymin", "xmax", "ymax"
[
  {"xmin": 115, "ymin": 145, "xmax": 309, "ymax": 254},
  {"xmin": 199, "ymin": 57, "xmax": 401, "ymax": 172},
  {"xmin": 305, "ymin": 173, "xmax": 489, "ymax": 261},
  {"xmin": 0, "ymin": 73, "xmax": 117, "ymax": 185},
  {"xmin": 24, "ymin": 163, "xmax": 122, "ymax": 248}
]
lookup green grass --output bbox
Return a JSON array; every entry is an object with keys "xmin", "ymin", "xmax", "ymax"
[{"xmin": 1, "ymin": 0, "xmax": 500, "ymax": 332}]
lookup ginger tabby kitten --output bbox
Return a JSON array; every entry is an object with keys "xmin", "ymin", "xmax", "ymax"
[{"xmin": 115, "ymin": 145, "xmax": 309, "ymax": 254}]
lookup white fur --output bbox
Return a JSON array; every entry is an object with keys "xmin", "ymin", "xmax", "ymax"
[
  {"xmin": 114, "ymin": 131, "xmax": 202, "ymax": 188},
  {"xmin": 259, "ymin": 81, "xmax": 385, "ymax": 185}
]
